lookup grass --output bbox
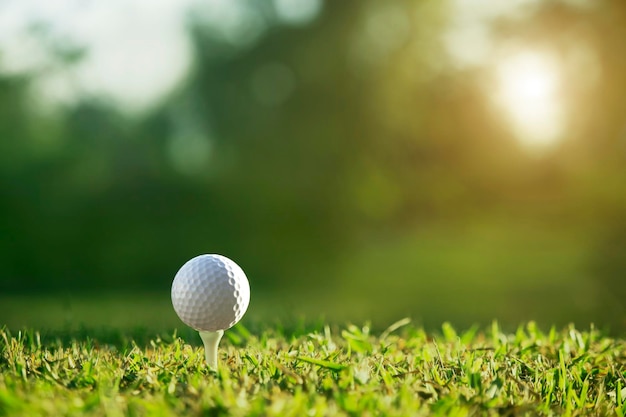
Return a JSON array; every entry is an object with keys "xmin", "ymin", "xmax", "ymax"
[
  {"xmin": 3, "ymin": 219, "xmax": 619, "ymax": 333},
  {"xmin": 1, "ymin": 321, "xmax": 626, "ymax": 416}
]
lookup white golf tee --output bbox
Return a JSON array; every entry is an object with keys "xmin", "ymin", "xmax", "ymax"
[{"xmin": 199, "ymin": 330, "xmax": 224, "ymax": 370}]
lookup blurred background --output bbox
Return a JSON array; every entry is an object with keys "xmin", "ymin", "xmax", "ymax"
[{"xmin": 1, "ymin": 0, "xmax": 626, "ymax": 334}]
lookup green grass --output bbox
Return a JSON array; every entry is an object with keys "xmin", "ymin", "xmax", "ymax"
[{"xmin": 1, "ymin": 321, "xmax": 626, "ymax": 416}]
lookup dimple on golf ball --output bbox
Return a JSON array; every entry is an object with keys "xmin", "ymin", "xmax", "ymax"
[{"xmin": 171, "ymin": 254, "xmax": 250, "ymax": 332}]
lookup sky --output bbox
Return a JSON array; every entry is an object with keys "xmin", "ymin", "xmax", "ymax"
[
  {"xmin": 0, "ymin": 0, "xmax": 193, "ymax": 112},
  {"xmin": 0, "ymin": 0, "xmax": 322, "ymax": 113}
]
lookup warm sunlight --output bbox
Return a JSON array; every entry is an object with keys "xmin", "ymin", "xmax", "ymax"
[{"xmin": 493, "ymin": 50, "xmax": 565, "ymax": 152}]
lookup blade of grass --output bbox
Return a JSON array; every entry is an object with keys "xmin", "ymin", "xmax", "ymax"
[{"xmin": 296, "ymin": 356, "xmax": 347, "ymax": 371}]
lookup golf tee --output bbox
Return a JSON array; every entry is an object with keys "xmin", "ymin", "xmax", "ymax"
[{"xmin": 199, "ymin": 330, "xmax": 224, "ymax": 371}]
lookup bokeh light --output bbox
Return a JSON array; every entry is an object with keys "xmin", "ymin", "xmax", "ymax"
[{"xmin": 492, "ymin": 49, "xmax": 565, "ymax": 151}]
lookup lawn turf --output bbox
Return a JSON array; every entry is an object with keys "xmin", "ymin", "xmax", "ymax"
[{"xmin": 1, "ymin": 321, "xmax": 626, "ymax": 416}]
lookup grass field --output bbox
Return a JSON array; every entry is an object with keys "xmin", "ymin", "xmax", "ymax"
[{"xmin": 2, "ymin": 321, "xmax": 626, "ymax": 416}]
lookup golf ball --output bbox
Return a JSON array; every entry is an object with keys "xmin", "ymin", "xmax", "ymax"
[{"xmin": 171, "ymin": 254, "xmax": 250, "ymax": 332}]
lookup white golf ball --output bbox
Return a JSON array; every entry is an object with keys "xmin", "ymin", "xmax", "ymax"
[{"xmin": 171, "ymin": 254, "xmax": 250, "ymax": 332}]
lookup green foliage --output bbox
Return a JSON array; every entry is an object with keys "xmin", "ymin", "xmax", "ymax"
[
  {"xmin": 1, "ymin": 322, "xmax": 625, "ymax": 416},
  {"xmin": 2, "ymin": 1, "xmax": 626, "ymax": 327}
]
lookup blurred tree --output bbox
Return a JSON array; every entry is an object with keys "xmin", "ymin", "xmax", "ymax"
[{"xmin": 0, "ymin": 0, "xmax": 625, "ymax": 330}]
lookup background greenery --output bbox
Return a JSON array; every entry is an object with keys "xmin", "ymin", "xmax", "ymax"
[{"xmin": 1, "ymin": 0, "xmax": 625, "ymax": 332}]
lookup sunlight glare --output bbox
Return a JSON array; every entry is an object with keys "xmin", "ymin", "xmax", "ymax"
[{"xmin": 493, "ymin": 50, "xmax": 565, "ymax": 152}]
